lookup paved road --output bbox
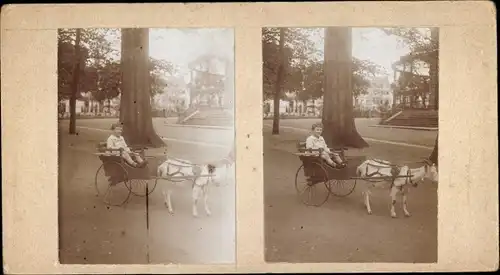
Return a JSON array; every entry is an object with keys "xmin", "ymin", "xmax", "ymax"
[
  {"xmin": 263, "ymin": 118, "xmax": 438, "ymax": 147},
  {"xmin": 58, "ymin": 119, "xmax": 235, "ymax": 264},
  {"xmin": 263, "ymin": 126, "xmax": 438, "ymax": 263},
  {"xmin": 60, "ymin": 118, "xmax": 234, "ymax": 148}
]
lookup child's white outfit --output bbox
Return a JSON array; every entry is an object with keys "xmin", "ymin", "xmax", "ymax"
[
  {"xmin": 107, "ymin": 134, "xmax": 131, "ymax": 155},
  {"xmin": 305, "ymin": 134, "xmax": 343, "ymax": 166},
  {"xmin": 106, "ymin": 134, "xmax": 144, "ymax": 166}
]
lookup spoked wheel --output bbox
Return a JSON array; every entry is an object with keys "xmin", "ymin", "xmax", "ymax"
[
  {"xmin": 295, "ymin": 162, "xmax": 331, "ymax": 206},
  {"xmin": 126, "ymin": 178, "xmax": 158, "ymax": 197},
  {"xmin": 328, "ymin": 179, "xmax": 357, "ymax": 197},
  {"xmin": 95, "ymin": 161, "xmax": 131, "ymax": 206}
]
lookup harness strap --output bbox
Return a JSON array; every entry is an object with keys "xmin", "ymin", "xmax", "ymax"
[
  {"xmin": 406, "ymin": 169, "xmax": 413, "ymax": 185},
  {"xmin": 166, "ymin": 164, "xmax": 185, "ymax": 178}
]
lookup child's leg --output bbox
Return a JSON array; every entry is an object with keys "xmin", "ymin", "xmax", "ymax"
[
  {"xmin": 331, "ymin": 152, "xmax": 344, "ymax": 164},
  {"xmin": 122, "ymin": 152, "xmax": 138, "ymax": 166},
  {"xmin": 320, "ymin": 151, "xmax": 336, "ymax": 166},
  {"xmin": 131, "ymin": 152, "xmax": 146, "ymax": 164}
]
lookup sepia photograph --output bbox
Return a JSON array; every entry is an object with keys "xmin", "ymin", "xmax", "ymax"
[
  {"xmin": 263, "ymin": 27, "xmax": 439, "ymax": 263},
  {"xmin": 57, "ymin": 27, "xmax": 235, "ymax": 264}
]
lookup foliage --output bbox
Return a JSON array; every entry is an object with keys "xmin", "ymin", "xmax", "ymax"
[
  {"xmin": 150, "ymin": 58, "xmax": 176, "ymax": 97},
  {"xmin": 382, "ymin": 27, "xmax": 439, "ymax": 110},
  {"xmin": 262, "ymin": 27, "xmax": 383, "ymax": 103},
  {"xmin": 57, "ymin": 39, "xmax": 89, "ymax": 100},
  {"xmin": 352, "ymin": 57, "xmax": 384, "ymax": 99},
  {"xmin": 381, "ymin": 27, "xmax": 438, "ymax": 68},
  {"xmin": 262, "ymin": 27, "xmax": 320, "ymax": 100},
  {"xmin": 58, "ymin": 28, "xmax": 175, "ymax": 104}
]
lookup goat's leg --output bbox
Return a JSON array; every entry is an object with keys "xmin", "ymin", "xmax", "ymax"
[
  {"xmin": 163, "ymin": 188, "xmax": 174, "ymax": 214},
  {"xmin": 203, "ymin": 185, "xmax": 212, "ymax": 216},
  {"xmin": 402, "ymin": 190, "xmax": 411, "ymax": 217},
  {"xmin": 390, "ymin": 187, "xmax": 398, "ymax": 218},
  {"xmin": 363, "ymin": 189, "xmax": 373, "ymax": 215},
  {"xmin": 192, "ymin": 184, "xmax": 202, "ymax": 217}
]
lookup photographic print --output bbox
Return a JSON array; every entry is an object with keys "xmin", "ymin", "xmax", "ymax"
[
  {"xmin": 57, "ymin": 28, "xmax": 235, "ymax": 264},
  {"xmin": 263, "ymin": 27, "xmax": 439, "ymax": 263}
]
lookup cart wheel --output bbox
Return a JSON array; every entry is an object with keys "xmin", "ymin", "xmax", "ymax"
[
  {"xmin": 295, "ymin": 162, "xmax": 330, "ymax": 207},
  {"xmin": 328, "ymin": 179, "xmax": 357, "ymax": 197},
  {"xmin": 126, "ymin": 178, "xmax": 158, "ymax": 197},
  {"xmin": 95, "ymin": 161, "xmax": 131, "ymax": 206}
]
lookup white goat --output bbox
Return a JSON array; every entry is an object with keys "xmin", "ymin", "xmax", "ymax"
[
  {"xmin": 356, "ymin": 159, "xmax": 438, "ymax": 218},
  {"xmin": 157, "ymin": 156, "xmax": 233, "ymax": 217}
]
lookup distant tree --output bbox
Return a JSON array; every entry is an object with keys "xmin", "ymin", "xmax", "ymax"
[
  {"xmin": 271, "ymin": 28, "xmax": 286, "ymax": 135},
  {"xmin": 382, "ymin": 27, "xmax": 438, "ymax": 110},
  {"xmin": 68, "ymin": 29, "xmax": 82, "ymax": 135},
  {"xmin": 150, "ymin": 58, "xmax": 175, "ymax": 97},
  {"xmin": 58, "ymin": 28, "xmax": 175, "ymax": 120}
]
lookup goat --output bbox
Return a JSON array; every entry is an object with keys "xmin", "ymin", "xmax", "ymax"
[
  {"xmin": 356, "ymin": 159, "xmax": 438, "ymax": 218},
  {"xmin": 157, "ymin": 155, "xmax": 233, "ymax": 217}
]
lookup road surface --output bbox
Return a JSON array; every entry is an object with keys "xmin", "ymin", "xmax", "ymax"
[
  {"xmin": 263, "ymin": 118, "xmax": 438, "ymax": 147},
  {"xmin": 263, "ymin": 122, "xmax": 438, "ymax": 263},
  {"xmin": 58, "ymin": 119, "xmax": 235, "ymax": 264}
]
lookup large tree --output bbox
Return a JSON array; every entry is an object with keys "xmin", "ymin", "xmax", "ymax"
[
  {"xmin": 322, "ymin": 27, "xmax": 368, "ymax": 148},
  {"xmin": 120, "ymin": 28, "xmax": 165, "ymax": 147}
]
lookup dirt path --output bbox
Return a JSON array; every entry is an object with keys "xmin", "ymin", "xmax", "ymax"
[
  {"xmin": 264, "ymin": 129, "xmax": 438, "ymax": 263},
  {"xmin": 58, "ymin": 124, "xmax": 235, "ymax": 264}
]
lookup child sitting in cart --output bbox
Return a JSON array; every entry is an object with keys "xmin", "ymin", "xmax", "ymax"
[
  {"xmin": 107, "ymin": 123, "xmax": 148, "ymax": 168},
  {"xmin": 305, "ymin": 123, "xmax": 346, "ymax": 168}
]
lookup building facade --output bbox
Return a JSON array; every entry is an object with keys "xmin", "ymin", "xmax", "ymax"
[
  {"xmin": 356, "ymin": 76, "xmax": 394, "ymax": 112},
  {"xmin": 263, "ymin": 95, "xmax": 323, "ymax": 117},
  {"xmin": 187, "ymin": 54, "xmax": 230, "ymax": 110}
]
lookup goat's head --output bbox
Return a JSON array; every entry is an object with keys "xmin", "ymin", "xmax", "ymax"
[
  {"xmin": 423, "ymin": 160, "xmax": 439, "ymax": 184},
  {"xmin": 207, "ymin": 164, "xmax": 219, "ymax": 187}
]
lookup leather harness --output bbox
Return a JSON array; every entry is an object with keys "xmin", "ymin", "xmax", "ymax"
[{"xmin": 365, "ymin": 159, "xmax": 413, "ymax": 189}]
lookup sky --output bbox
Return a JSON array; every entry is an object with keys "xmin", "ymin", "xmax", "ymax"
[
  {"xmin": 309, "ymin": 27, "xmax": 431, "ymax": 82},
  {"xmin": 104, "ymin": 27, "xmax": 429, "ymax": 83},
  {"xmin": 108, "ymin": 28, "xmax": 234, "ymax": 78}
]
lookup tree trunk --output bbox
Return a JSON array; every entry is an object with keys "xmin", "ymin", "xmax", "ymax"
[
  {"xmin": 272, "ymin": 28, "xmax": 286, "ymax": 135},
  {"xmin": 322, "ymin": 27, "xmax": 368, "ymax": 148},
  {"xmin": 429, "ymin": 134, "xmax": 438, "ymax": 166},
  {"xmin": 69, "ymin": 28, "xmax": 81, "ymax": 135},
  {"xmin": 120, "ymin": 28, "xmax": 164, "ymax": 148},
  {"xmin": 428, "ymin": 27, "xmax": 439, "ymax": 110}
]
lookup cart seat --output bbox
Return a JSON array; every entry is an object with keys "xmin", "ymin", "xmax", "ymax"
[
  {"xmin": 97, "ymin": 142, "xmax": 108, "ymax": 153},
  {"xmin": 296, "ymin": 141, "xmax": 348, "ymax": 153}
]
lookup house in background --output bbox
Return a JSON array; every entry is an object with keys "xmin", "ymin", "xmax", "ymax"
[
  {"xmin": 356, "ymin": 76, "xmax": 394, "ymax": 112},
  {"xmin": 187, "ymin": 54, "xmax": 229, "ymax": 110},
  {"xmin": 59, "ymin": 91, "xmax": 120, "ymax": 118},
  {"xmin": 154, "ymin": 75, "xmax": 189, "ymax": 113},
  {"xmin": 263, "ymin": 92, "xmax": 323, "ymax": 118}
]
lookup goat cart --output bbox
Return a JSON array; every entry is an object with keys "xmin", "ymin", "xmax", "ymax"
[
  {"xmin": 94, "ymin": 142, "xmax": 213, "ymax": 206},
  {"xmin": 294, "ymin": 142, "xmax": 413, "ymax": 207}
]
